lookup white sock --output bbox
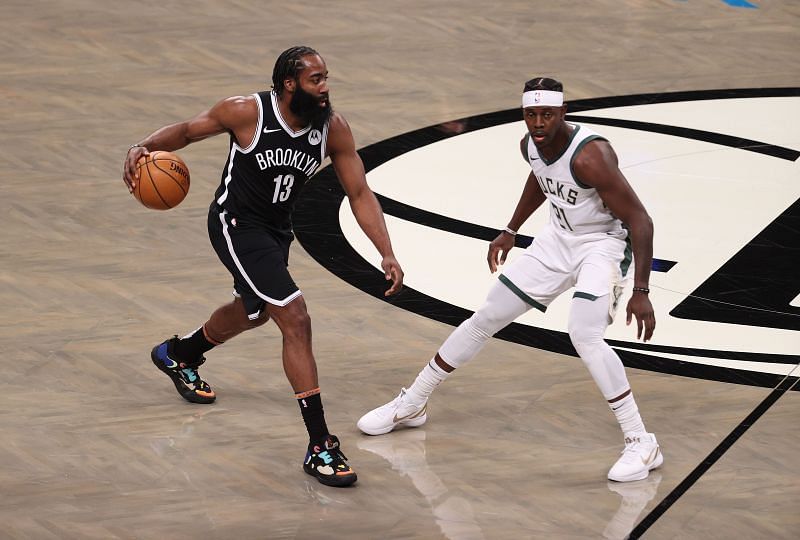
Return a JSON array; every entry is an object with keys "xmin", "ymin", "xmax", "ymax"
[
  {"xmin": 609, "ymin": 393, "xmax": 646, "ymax": 435},
  {"xmin": 405, "ymin": 360, "xmax": 450, "ymax": 406}
]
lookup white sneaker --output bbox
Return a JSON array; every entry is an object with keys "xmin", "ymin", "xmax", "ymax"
[
  {"xmin": 357, "ymin": 388, "xmax": 428, "ymax": 435},
  {"xmin": 607, "ymin": 432, "xmax": 664, "ymax": 482}
]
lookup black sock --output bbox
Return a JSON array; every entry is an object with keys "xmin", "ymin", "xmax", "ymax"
[
  {"xmin": 296, "ymin": 390, "xmax": 329, "ymax": 446},
  {"xmin": 173, "ymin": 326, "xmax": 216, "ymax": 363}
]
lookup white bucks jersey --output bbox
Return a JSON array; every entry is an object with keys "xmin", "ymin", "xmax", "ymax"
[
  {"xmin": 523, "ymin": 124, "xmax": 626, "ymax": 239},
  {"xmin": 214, "ymin": 90, "xmax": 329, "ymax": 233}
]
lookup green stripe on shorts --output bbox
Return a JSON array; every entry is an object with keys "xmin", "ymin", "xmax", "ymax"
[
  {"xmin": 573, "ymin": 291, "xmax": 599, "ymax": 301},
  {"xmin": 498, "ymin": 274, "xmax": 547, "ymax": 312},
  {"xmin": 620, "ymin": 228, "xmax": 633, "ymax": 277}
]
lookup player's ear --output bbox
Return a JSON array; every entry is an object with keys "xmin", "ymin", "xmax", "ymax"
[
  {"xmin": 561, "ymin": 104, "xmax": 568, "ymax": 116},
  {"xmin": 284, "ymin": 77, "xmax": 296, "ymax": 93}
]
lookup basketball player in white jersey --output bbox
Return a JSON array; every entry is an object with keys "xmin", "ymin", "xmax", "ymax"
[
  {"xmin": 358, "ymin": 77, "xmax": 662, "ymax": 482},
  {"xmin": 123, "ymin": 46, "xmax": 404, "ymax": 487}
]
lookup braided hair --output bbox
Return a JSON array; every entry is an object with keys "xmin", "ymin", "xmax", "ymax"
[
  {"xmin": 271, "ymin": 46, "xmax": 320, "ymax": 96},
  {"xmin": 523, "ymin": 77, "xmax": 563, "ymax": 93}
]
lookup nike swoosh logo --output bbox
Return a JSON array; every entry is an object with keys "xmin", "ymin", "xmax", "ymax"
[
  {"xmin": 393, "ymin": 403, "xmax": 426, "ymax": 424},
  {"xmin": 529, "ymin": 156, "xmax": 540, "ymax": 161},
  {"xmin": 641, "ymin": 447, "xmax": 659, "ymax": 466},
  {"xmin": 164, "ymin": 358, "xmax": 178, "ymax": 369},
  {"xmin": 263, "ymin": 127, "xmax": 283, "ymax": 134}
]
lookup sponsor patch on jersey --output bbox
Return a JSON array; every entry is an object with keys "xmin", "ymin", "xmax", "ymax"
[{"xmin": 308, "ymin": 129, "xmax": 322, "ymax": 145}]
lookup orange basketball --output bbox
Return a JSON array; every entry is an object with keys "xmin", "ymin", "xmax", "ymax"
[{"xmin": 133, "ymin": 151, "xmax": 190, "ymax": 210}]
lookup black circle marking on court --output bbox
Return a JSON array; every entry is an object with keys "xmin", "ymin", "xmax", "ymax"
[
  {"xmin": 295, "ymin": 87, "xmax": 800, "ymax": 536},
  {"xmin": 295, "ymin": 87, "xmax": 800, "ymax": 389}
]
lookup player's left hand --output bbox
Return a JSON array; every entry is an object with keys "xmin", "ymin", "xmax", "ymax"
[
  {"xmin": 123, "ymin": 145, "xmax": 149, "ymax": 192},
  {"xmin": 381, "ymin": 255, "xmax": 404, "ymax": 296},
  {"xmin": 626, "ymin": 292, "xmax": 656, "ymax": 341}
]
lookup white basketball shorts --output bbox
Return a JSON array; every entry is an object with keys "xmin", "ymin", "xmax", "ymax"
[{"xmin": 499, "ymin": 226, "xmax": 632, "ymax": 315}]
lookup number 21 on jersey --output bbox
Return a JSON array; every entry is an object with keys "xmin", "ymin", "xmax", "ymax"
[{"xmin": 551, "ymin": 202, "xmax": 573, "ymax": 231}]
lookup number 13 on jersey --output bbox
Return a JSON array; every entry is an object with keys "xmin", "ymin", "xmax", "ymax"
[{"xmin": 272, "ymin": 174, "xmax": 294, "ymax": 203}]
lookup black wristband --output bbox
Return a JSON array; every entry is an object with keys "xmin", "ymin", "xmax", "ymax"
[{"xmin": 632, "ymin": 287, "xmax": 650, "ymax": 294}]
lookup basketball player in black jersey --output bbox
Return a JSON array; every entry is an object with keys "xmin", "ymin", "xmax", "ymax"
[{"xmin": 122, "ymin": 46, "xmax": 403, "ymax": 487}]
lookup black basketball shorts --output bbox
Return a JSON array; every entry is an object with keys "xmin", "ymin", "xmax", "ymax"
[{"xmin": 207, "ymin": 204, "xmax": 300, "ymax": 320}]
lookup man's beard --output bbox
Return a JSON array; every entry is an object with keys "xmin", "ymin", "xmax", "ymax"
[{"xmin": 289, "ymin": 84, "xmax": 332, "ymax": 125}]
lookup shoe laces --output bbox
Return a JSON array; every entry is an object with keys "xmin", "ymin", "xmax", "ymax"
[
  {"xmin": 619, "ymin": 434, "xmax": 650, "ymax": 458},
  {"xmin": 373, "ymin": 390, "xmax": 406, "ymax": 414},
  {"xmin": 179, "ymin": 367, "xmax": 198, "ymax": 384},
  {"xmin": 329, "ymin": 447, "xmax": 348, "ymax": 463},
  {"xmin": 177, "ymin": 357, "xmax": 206, "ymax": 385},
  {"xmin": 393, "ymin": 388, "xmax": 426, "ymax": 411},
  {"xmin": 320, "ymin": 436, "xmax": 349, "ymax": 463}
]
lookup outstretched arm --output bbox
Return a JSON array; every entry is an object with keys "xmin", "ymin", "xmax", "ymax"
[
  {"xmin": 572, "ymin": 139, "xmax": 655, "ymax": 341},
  {"xmin": 122, "ymin": 95, "xmax": 257, "ymax": 192},
  {"xmin": 327, "ymin": 113, "xmax": 403, "ymax": 296}
]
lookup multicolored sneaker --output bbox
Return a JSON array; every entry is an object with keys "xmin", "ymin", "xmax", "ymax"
[
  {"xmin": 150, "ymin": 336, "xmax": 216, "ymax": 404},
  {"xmin": 303, "ymin": 435, "xmax": 358, "ymax": 487}
]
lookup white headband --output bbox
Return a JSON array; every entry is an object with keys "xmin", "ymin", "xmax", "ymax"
[{"xmin": 522, "ymin": 90, "xmax": 564, "ymax": 108}]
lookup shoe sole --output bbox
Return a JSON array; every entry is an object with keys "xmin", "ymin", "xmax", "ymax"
[
  {"xmin": 608, "ymin": 451, "xmax": 664, "ymax": 482},
  {"xmin": 150, "ymin": 346, "xmax": 216, "ymax": 404},
  {"xmin": 303, "ymin": 466, "xmax": 358, "ymax": 487},
  {"xmin": 358, "ymin": 414, "xmax": 427, "ymax": 436}
]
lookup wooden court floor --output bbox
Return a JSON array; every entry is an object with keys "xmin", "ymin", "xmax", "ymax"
[{"xmin": 1, "ymin": 1, "xmax": 798, "ymax": 538}]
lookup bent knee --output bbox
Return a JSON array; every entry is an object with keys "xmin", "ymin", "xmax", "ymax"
[
  {"xmin": 470, "ymin": 311, "xmax": 507, "ymax": 338},
  {"xmin": 290, "ymin": 311, "xmax": 311, "ymax": 332},
  {"xmin": 273, "ymin": 308, "xmax": 311, "ymax": 338},
  {"xmin": 567, "ymin": 323, "xmax": 604, "ymax": 350}
]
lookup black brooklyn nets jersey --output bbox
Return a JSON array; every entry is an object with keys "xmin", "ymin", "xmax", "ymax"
[{"xmin": 213, "ymin": 90, "xmax": 329, "ymax": 233}]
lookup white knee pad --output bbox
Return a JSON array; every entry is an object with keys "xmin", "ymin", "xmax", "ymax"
[
  {"xmin": 568, "ymin": 295, "xmax": 630, "ymax": 400},
  {"xmin": 438, "ymin": 280, "xmax": 529, "ymax": 369}
]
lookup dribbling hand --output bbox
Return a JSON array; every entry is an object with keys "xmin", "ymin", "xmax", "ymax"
[{"xmin": 123, "ymin": 145, "xmax": 150, "ymax": 193}]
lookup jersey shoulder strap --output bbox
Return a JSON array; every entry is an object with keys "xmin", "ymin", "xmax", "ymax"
[
  {"xmin": 256, "ymin": 90, "xmax": 277, "ymax": 125},
  {"xmin": 520, "ymin": 132, "xmax": 531, "ymax": 162},
  {"xmin": 569, "ymin": 130, "xmax": 608, "ymax": 189}
]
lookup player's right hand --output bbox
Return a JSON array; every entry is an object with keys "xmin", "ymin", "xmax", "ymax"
[
  {"xmin": 123, "ymin": 145, "xmax": 150, "ymax": 192},
  {"xmin": 487, "ymin": 231, "xmax": 515, "ymax": 273},
  {"xmin": 381, "ymin": 254, "xmax": 404, "ymax": 297}
]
